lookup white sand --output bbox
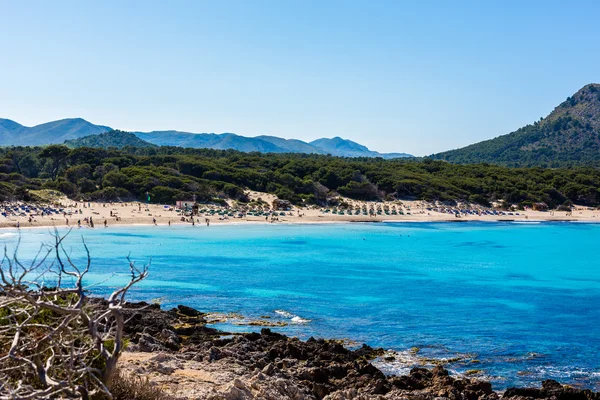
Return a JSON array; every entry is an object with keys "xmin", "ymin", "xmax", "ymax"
[{"xmin": 1, "ymin": 191, "xmax": 598, "ymax": 230}]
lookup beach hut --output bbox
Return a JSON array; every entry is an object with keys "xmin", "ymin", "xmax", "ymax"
[
  {"xmin": 532, "ymin": 202, "xmax": 549, "ymax": 211},
  {"xmin": 176, "ymin": 200, "xmax": 199, "ymax": 215},
  {"xmin": 272, "ymin": 199, "xmax": 292, "ymax": 211}
]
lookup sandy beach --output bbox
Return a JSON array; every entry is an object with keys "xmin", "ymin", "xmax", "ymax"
[{"xmin": 2, "ymin": 191, "xmax": 599, "ymax": 230}]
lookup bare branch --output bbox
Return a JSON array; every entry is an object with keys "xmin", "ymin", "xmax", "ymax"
[{"xmin": 0, "ymin": 228, "xmax": 149, "ymax": 399}]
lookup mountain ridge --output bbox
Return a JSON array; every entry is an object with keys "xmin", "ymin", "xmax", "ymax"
[
  {"xmin": 0, "ymin": 118, "xmax": 112, "ymax": 146},
  {"xmin": 0, "ymin": 117, "xmax": 413, "ymax": 158}
]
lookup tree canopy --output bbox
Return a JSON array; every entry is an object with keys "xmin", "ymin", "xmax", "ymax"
[{"xmin": 0, "ymin": 145, "xmax": 599, "ymax": 208}]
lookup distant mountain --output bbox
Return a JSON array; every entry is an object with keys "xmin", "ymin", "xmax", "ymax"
[
  {"xmin": 64, "ymin": 130, "xmax": 157, "ymax": 149},
  {"xmin": 0, "ymin": 117, "xmax": 412, "ymax": 158},
  {"xmin": 257, "ymin": 135, "xmax": 326, "ymax": 154},
  {"xmin": 310, "ymin": 137, "xmax": 411, "ymax": 159},
  {"xmin": 132, "ymin": 131, "xmax": 288, "ymax": 153},
  {"xmin": 430, "ymin": 84, "xmax": 600, "ymax": 167},
  {"xmin": 0, "ymin": 118, "xmax": 111, "ymax": 146},
  {"xmin": 133, "ymin": 131, "xmax": 412, "ymax": 158}
]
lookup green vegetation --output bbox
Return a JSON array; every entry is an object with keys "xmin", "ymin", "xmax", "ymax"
[
  {"xmin": 1, "ymin": 144, "xmax": 600, "ymax": 209},
  {"xmin": 64, "ymin": 130, "xmax": 158, "ymax": 149},
  {"xmin": 431, "ymin": 84, "xmax": 600, "ymax": 167}
]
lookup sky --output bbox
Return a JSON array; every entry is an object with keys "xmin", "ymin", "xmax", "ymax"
[{"xmin": 1, "ymin": 0, "xmax": 599, "ymax": 156}]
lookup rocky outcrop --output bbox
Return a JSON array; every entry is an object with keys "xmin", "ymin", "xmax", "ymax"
[
  {"xmin": 115, "ymin": 302, "xmax": 598, "ymax": 400},
  {"xmin": 503, "ymin": 379, "xmax": 599, "ymax": 400}
]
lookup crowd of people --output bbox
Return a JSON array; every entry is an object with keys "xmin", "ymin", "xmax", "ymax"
[{"xmin": 1, "ymin": 197, "xmax": 597, "ymax": 229}]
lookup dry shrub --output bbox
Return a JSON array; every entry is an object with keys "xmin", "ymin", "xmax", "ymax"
[
  {"xmin": 108, "ymin": 369, "xmax": 172, "ymax": 400},
  {"xmin": 0, "ymin": 229, "xmax": 148, "ymax": 399}
]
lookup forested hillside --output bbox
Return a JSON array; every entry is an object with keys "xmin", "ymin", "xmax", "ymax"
[
  {"xmin": 64, "ymin": 130, "xmax": 157, "ymax": 149},
  {"xmin": 431, "ymin": 84, "xmax": 600, "ymax": 167},
  {"xmin": 1, "ymin": 145, "xmax": 599, "ymax": 209}
]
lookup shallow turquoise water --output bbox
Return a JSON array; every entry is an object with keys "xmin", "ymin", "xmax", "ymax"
[{"xmin": 2, "ymin": 222, "xmax": 599, "ymax": 389}]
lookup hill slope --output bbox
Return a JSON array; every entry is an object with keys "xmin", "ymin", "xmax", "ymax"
[
  {"xmin": 430, "ymin": 84, "xmax": 600, "ymax": 167},
  {"xmin": 64, "ymin": 130, "xmax": 157, "ymax": 149}
]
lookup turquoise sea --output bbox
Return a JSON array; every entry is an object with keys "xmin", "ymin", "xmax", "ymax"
[{"xmin": 1, "ymin": 222, "xmax": 599, "ymax": 390}]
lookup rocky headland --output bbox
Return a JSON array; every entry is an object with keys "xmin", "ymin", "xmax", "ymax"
[{"xmin": 112, "ymin": 301, "xmax": 599, "ymax": 400}]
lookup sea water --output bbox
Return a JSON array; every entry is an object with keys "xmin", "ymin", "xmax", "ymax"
[{"xmin": 1, "ymin": 222, "xmax": 599, "ymax": 390}]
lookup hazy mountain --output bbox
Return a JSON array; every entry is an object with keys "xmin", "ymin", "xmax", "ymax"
[
  {"xmin": 0, "ymin": 117, "xmax": 412, "ymax": 158},
  {"xmin": 0, "ymin": 118, "xmax": 111, "ymax": 146},
  {"xmin": 64, "ymin": 130, "xmax": 157, "ymax": 149},
  {"xmin": 430, "ymin": 84, "xmax": 600, "ymax": 167},
  {"xmin": 133, "ymin": 131, "xmax": 411, "ymax": 158},
  {"xmin": 257, "ymin": 135, "xmax": 327, "ymax": 154},
  {"xmin": 133, "ymin": 131, "xmax": 287, "ymax": 152},
  {"xmin": 310, "ymin": 137, "xmax": 412, "ymax": 159}
]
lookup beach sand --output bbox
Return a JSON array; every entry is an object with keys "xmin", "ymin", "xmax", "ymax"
[{"xmin": 1, "ymin": 191, "xmax": 599, "ymax": 230}]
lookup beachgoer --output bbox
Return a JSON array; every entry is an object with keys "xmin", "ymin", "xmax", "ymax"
[{"xmin": 104, "ymin": 219, "xmax": 107, "ymax": 227}]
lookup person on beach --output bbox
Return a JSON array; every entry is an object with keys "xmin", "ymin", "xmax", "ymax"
[
  {"xmin": 104, "ymin": 219, "xmax": 107, "ymax": 227},
  {"xmin": 168, "ymin": 220, "xmax": 171, "ymax": 226},
  {"xmin": 78, "ymin": 220, "xmax": 81, "ymax": 228},
  {"xmin": 153, "ymin": 217, "xmax": 157, "ymax": 225}
]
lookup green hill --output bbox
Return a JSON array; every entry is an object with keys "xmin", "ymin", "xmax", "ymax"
[
  {"xmin": 64, "ymin": 130, "xmax": 157, "ymax": 149},
  {"xmin": 431, "ymin": 84, "xmax": 600, "ymax": 167}
]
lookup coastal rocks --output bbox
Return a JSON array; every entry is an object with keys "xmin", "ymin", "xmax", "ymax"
[
  {"xmin": 157, "ymin": 328, "xmax": 181, "ymax": 351},
  {"xmin": 502, "ymin": 380, "xmax": 599, "ymax": 400},
  {"xmin": 174, "ymin": 304, "xmax": 203, "ymax": 318},
  {"xmin": 136, "ymin": 332, "xmax": 168, "ymax": 353},
  {"xmin": 114, "ymin": 303, "xmax": 598, "ymax": 400}
]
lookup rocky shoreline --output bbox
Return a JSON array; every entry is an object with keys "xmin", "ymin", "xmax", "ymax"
[{"xmin": 115, "ymin": 301, "xmax": 598, "ymax": 400}]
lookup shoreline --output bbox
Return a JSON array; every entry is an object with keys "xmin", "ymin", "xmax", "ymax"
[{"xmin": 1, "ymin": 217, "xmax": 598, "ymax": 232}]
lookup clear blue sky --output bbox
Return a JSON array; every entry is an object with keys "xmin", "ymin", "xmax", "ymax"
[{"xmin": 1, "ymin": 0, "xmax": 599, "ymax": 155}]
